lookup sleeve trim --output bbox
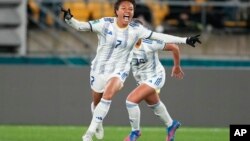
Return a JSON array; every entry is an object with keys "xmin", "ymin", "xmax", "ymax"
[
  {"xmin": 88, "ymin": 22, "xmax": 93, "ymax": 32},
  {"xmin": 146, "ymin": 31, "xmax": 153, "ymax": 39}
]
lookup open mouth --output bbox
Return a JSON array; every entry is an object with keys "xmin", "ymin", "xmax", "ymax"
[{"xmin": 123, "ymin": 15, "xmax": 130, "ymax": 22}]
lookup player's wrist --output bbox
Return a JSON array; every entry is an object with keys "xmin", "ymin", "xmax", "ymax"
[{"xmin": 173, "ymin": 64, "xmax": 181, "ymax": 68}]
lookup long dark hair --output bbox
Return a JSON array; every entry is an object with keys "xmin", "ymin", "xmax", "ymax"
[{"xmin": 114, "ymin": 0, "xmax": 136, "ymax": 16}]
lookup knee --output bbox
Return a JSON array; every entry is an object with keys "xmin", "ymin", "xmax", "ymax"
[
  {"xmin": 126, "ymin": 100, "xmax": 139, "ymax": 109},
  {"xmin": 102, "ymin": 86, "xmax": 120, "ymax": 100},
  {"xmin": 102, "ymin": 90, "xmax": 117, "ymax": 100}
]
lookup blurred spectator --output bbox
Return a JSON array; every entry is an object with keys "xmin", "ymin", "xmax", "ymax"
[
  {"xmin": 221, "ymin": 0, "xmax": 239, "ymax": 21},
  {"xmin": 239, "ymin": 0, "xmax": 250, "ymax": 20},
  {"xmin": 27, "ymin": 0, "xmax": 36, "ymax": 28},
  {"xmin": 239, "ymin": 0, "xmax": 250, "ymax": 28},
  {"xmin": 166, "ymin": 0, "xmax": 191, "ymax": 26},
  {"xmin": 164, "ymin": 0, "xmax": 200, "ymax": 31},
  {"xmin": 141, "ymin": 0, "xmax": 169, "ymax": 32},
  {"xmin": 134, "ymin": 3, "xmax": 153, "ymax": 29},
  {"xmin": 191, "ymin": 0, "xmax": 224, "ymax": 29}
]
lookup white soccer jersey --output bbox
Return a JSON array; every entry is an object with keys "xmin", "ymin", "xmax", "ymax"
[
  {"xmin": 131, "ymin": 39, "xmax": 166, "ymax": 89},
  {"xmin": 88, "ymin": 17, "xmax": 153, "ymax": 75},
  {"xmin": 66, "ymin": 17, "xmax": 185, "ymax": 92},
  {"xmin": 66, "ymin": 17, "xmax": 187, "ymax": 76},
  {"xmin": 66, "ymin": 17, "xmax": 152, "ymax": 92}
]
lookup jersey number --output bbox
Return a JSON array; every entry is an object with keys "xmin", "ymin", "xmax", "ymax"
[{"xmin": 115, "ymin": 40, "xmax": 122, "ymax": 48}]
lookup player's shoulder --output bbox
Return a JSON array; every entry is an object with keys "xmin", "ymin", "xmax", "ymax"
[
  {"xmin": 102, "ymin": 17, "xmax": 115, "ymax": 23},
  {"xmin": 129, "ymin": 20, "xmax": 143, "ymax": 28},
  {"xmin": 90, "ymin": 17, "xmax": 114, "ymax": 24}
]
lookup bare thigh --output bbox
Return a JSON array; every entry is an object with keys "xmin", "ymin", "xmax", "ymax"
[
  {"xmin": 102, "ymin": 77, "xmax": 123, "ymax": 100},
  {"xmin": 127, "ymin": 83, "xmax": 158, "ymax": 104}
]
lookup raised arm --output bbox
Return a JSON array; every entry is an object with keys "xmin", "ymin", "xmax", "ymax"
[
  {"xmin": 150, "ymin": 32, "xmax": 201, "ymax": 48},
  {"xmin": 61, "ymin": 7, "xmax": 91, "ymax": 31}
]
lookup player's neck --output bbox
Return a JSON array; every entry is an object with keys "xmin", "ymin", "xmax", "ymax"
[{"xmin": 115, "ymin": 18, "xmax": 128, "ymax": 29}]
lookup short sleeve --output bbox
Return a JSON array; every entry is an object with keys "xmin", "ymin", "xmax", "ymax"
[{"xmin": 89, "ymin": 18, "xmax": 105, "ymax": 33}]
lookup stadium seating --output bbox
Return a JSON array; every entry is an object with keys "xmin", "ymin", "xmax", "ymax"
[
  {"xmin": 0, "ymin": 0, "xmax": 25, "ymax": 54},
  {"xmin": 28, "ymin": 0, "xmax": 40, "ymax": 21},
  {"xmin": 0, "ymin": 8, "xmax": 20, "ymax": 27},
  {"xmin": 0, "ymin": 29, "xmax": 20, "ymax": 47},
  {"xmin": 64, "ymin": 0, "xmax": 90, "ymax": 21},
  {"xmin": 102, "ymin": 2, "xmax": 115, "ymax": 17},
  {"xmin": 63, "ymin": 0, "xmax": 114, "ymax": 21},
  {"xmin": 87, "ymin": 1, "xmax": 102, "ymax": 20},
  {"xmin": 27, "ymin": 0, "xmax": 250, "ymax": 32},
  {"xmin": 223, "ymin": 20, "xmax": 247, "ymax": 28},
  {"xmin": 0, "ymin": 0, "xmax": 20, "ymax": 5},
  {"xmin": 145, "ymin": 0, "xmax": 170, "ymax": 26},
  {"xmin": 191, "ymin": 0, "xmax": 207, "ymax": 14}
]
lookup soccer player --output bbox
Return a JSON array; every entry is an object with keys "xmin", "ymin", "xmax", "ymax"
[
  {"xmin": 61, "ymin": 0, "xmax": 201, "ymax": 140},
  {"xmin": 124, "ymin": 39, "xmax": 183, "ymax": 141}
]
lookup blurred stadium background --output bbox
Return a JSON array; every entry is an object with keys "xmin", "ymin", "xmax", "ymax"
[
  {"xmin": 0, "ymin": 0, "xmax": 250, "ymax": 140},
  {"xmin": 1, "ymin": 0, "xmax": 250, "ymax": 58}
]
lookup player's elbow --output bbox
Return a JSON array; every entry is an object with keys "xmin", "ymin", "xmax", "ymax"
[{"xmin": 165, "ymin": 44, "xmax": 180, "ymax": 51}]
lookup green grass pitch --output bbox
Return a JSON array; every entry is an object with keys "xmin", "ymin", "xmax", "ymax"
[{"xmin": 0, "ymin": 125, "xmax": 229, "ymax": 141}]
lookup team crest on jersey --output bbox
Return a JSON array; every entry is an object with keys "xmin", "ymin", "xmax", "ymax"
[{"xmin": 104, "ymin": 29, "xmax": 112, "ymax": 35}]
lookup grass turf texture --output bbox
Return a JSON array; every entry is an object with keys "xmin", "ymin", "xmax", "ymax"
[{"xmin": 0, "ymin": 125, "xmax": 229, "ymax": 141}]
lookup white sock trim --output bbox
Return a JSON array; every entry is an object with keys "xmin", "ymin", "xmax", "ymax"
[
  {"xmin": 126, "ymin": 100, "xmax": 138, "ymax": 108},
  {"xmin": 100, "ymin": 98, "xmax": 112, "ymax": 105},
  {"xmin": 147, "ymin": 101, "xmax": 161, "ymax": 108}
]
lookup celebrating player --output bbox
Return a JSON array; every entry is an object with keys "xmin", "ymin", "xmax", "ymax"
[
  {"xmin": 124, "ymin": 38, "xmax": 183, "ymax": 141},
  {"xmin": 61, "ymin": 0, "xmax": 201, "ymax": 140}
]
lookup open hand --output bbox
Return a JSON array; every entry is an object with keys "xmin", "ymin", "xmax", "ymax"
[{"xmin": 171, "ymin": 65, "xmax": 184, "ymax": 79}]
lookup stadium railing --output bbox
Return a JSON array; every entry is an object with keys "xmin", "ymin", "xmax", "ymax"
[
  {"xmin": 27, "ymin": 0, "xmax": 250, "ymax": 31},
  {"xmin": 161, "ymin": 0, "xmax": 250, "ymax": 32},
  {"xmin": 23, "ymin": 0, "xmax": 250, "ymax": 65}
]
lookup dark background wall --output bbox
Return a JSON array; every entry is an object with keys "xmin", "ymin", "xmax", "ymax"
[{"xmin": 0, "ymin": 65, "xmax": 250, "ymax": 127}]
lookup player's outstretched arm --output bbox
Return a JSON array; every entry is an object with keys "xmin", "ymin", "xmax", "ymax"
[
  {"xmin": 60, "ymin": 6, "xmax": 91, "ymax": 31},
  {"xmin": 150, "ymin": 32, "xmax": 202, "ymax": 48}
]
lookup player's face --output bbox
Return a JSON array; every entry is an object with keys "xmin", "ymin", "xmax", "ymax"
[{"xmin": 116, "ymin": 1, "xmax": 134, "ymax": 28}]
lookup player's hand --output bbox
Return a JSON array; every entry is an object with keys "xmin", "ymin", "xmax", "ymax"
[
  {"xmin": 186, "ymin": 34, "xmax": 201, "ymax": 47},
  {"xmin": 171, "ymin": 65, "xmax": 184, "ymax": 79},
  {"xmin": 60, "ymin": 6, "xmax": 73, "ymax": 20}
]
